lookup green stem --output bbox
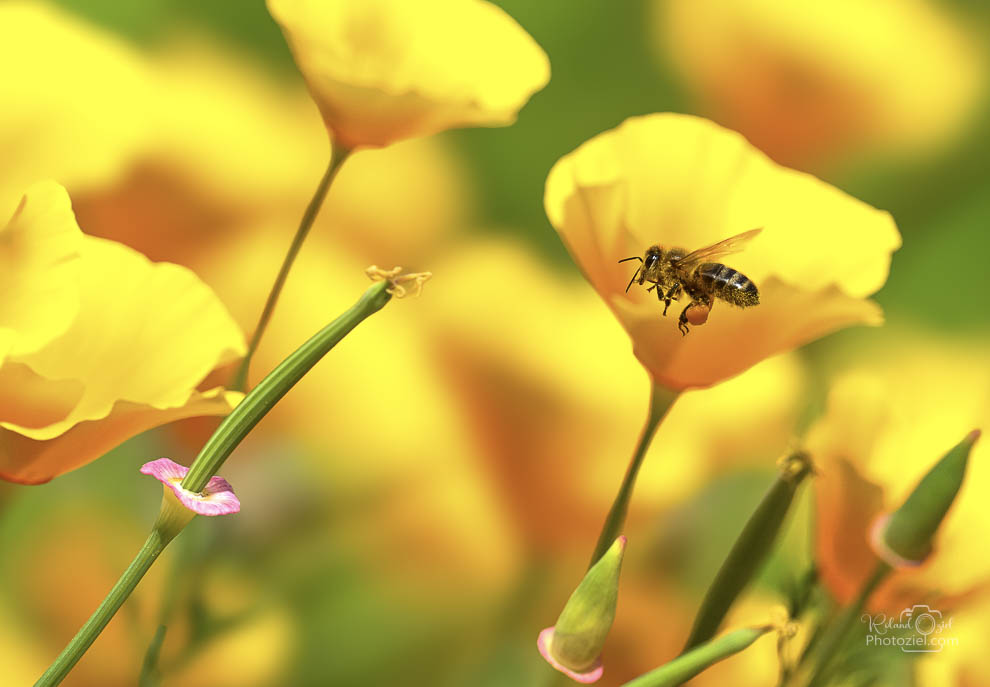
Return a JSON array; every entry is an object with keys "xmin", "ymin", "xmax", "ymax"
[
  {"xmin": 184, "ymin": 280, "xmax": 391, "ymax": 493},
  {"xmin": 34, "ymin": 530, "xmax": 171, "ymax": 687},
  {"xmin": 138, "ymin": 625, "xmax": 167, "ymax": 687},
  {"xmin": 589, "ymin": 382, "xmax": 678, "ymax": 567},
  {"xmin": 232, "ymin": 144, "xmax": 353, "ymax": 392},
  {"xmin": 623, "ymin": 626, "xmax": 772, "ymax": 687},
  {"xmin": 803, "ymin": 561, "xmax": 890, "ymax": 687}
]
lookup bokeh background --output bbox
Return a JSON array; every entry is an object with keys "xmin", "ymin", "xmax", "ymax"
[{"xmin": 1, "ymin": 1, "xmax": 988, "ymax": 685}]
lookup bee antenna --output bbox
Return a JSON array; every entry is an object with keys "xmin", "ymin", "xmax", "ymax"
[
  {"xmin": 618, "ymin": 256, "xmax": 643, "ymax": 264},
  {"xmin": 625, "ymin": 268, "xmax": 639, "ymax": 293}
]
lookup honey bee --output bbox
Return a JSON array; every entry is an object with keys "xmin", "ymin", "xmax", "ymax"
[{"xmin": 619, "ymin": 228, "xmax": 761, "ymax": 335}]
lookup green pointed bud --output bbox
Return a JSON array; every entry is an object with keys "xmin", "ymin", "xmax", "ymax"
[
  {"xmin": 683, "ymin": 451, "xmax": 813, "ymax": 651},
  {"xmin": 538, "ymin": 536, "xmax": 626, "ymax": 683},
  {"xmin": 872, "ymin": 429, "xmax": 980, "ymax": 566}
]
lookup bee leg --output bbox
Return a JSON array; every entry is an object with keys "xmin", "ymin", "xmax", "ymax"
[
  {"xmin": 662, "ymin": 284, "xmax": 680, "ymax": 317},
  {"xmin": 677, "ymin": 302, "xmax": 693, "ymax": 336}
]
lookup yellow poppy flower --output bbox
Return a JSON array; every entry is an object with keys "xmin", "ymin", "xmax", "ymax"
[
  {"xmin": 266, "ymin": 0, "xmax": 550, "ymax": 148},
  {"xmin": 545, "ymin": 113, "xmax": 901, "ymax": 390},
  {"xmin": 808, "ymin": 335, "xmax": 990, "ymax": 614},
  {"xmin": 0, "ymin": 183, "xmax": 246, "ymax": 484},
  {"xmin": 655, "ymin": 0, "xmax": 986, "ymax": 169},
  {"xmin": 0, "ymin": 1, "xmax": 153, "ymax": 215}
]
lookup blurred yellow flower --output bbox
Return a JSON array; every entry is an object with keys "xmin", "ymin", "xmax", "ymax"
[
  {"xmin": 0, "ymin": 183, "xmax": 245, "ymax": 484},
  {"xmin": 545, "ymin": 113, "xmax": 901, "ymax": 390},
  {"xmin": 0, "ymin": 1, "xmax": 153, "ymax": 214},
  {"xmin": 655, "ymin": 0, "xmax": 986, "ymax": 169},
  {"xmin": 65, "ymin": 39, "xmax": 470, "ymax": 272},
  {"xmin": 266, "ymin": 0, "xmax": 550, "ymax": 148},
  {"xmin": 808, "ymin": 335, "xmax": 990, "ymax": 614}
]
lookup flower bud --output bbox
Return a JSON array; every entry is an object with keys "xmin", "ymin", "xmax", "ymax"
[
  {"xmin": 538, "ymin": 536, "xmax": 626, "ymax": 683},
  {"xmin": 871, "ymin": 429, "xmax": 980, "ymax": 566}
]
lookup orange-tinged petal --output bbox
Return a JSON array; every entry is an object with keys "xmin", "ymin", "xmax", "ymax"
[
  {"xmin": 545, "ymin": 114, "xmax": 899, "ymax": 389},
  {"xmin": 0, "ymin": 388, "xmax": 240, "ymax": 485},
  {"xmin": 267, "ymin": 0, "xmax": 550, "ymax": 147},
  {"xmin": 814, "ymin": 457, "xmax": 886, "ymax": 607},
  {"xmin": 655, "ymin": 0, "xmax": 986, "ymax": 169},
  {"xmin": 0, "ymin": 182, "xmax": 82, "ymax": 361},
  {"xmin": 0, "ymin": 362, "xmax": 82, "ymax": 432}
]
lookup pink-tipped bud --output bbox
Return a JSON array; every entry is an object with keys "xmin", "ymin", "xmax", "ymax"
[{"xmin": 537, "ymin": 537, "xmax": 626, "ymax": 683}]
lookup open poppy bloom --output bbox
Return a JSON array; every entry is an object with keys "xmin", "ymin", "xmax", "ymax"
[
  {"xmin": 655, "ymin": 0, "xmax": 986, "ymax": 169},
  {"xmin": 266, "ymin": 0, "xmax": 550, "ymax": 148},
  {"xmin": 0, "ymin": 182, "xmax": 246, "ymax": 484},
  {"xmin": 544, "ymin": 113, "xmax": 901, "ymax": 391}
]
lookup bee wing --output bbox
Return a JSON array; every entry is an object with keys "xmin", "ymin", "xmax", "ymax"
[{"xmin": 674, "ymin": 228, "xmax": 762, "ymax": 270}]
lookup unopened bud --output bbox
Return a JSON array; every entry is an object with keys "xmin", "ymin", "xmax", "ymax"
[
  {"xmin": 538, "ymin": 536, "xmax": 626, "ymax": 683},
  {"xmin": 871, "ymin": 430, "xmax": 979, "ymax": 566}
]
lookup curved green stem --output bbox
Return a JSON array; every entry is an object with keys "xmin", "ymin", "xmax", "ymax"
[
  {"xmin": 34, "ymin": 530, "xmax": 170, "ymax": 687},
  {"xmin": 803, "ymin": 561, "xmax": 890, "ymax": 687},
  {"xmin": 589, "ymin": 382, "xmax": 678, "ymax": 567},
  {"xmin": 623, "ymin": 625, "xmax": 772, "ymax": 687},
  {"xmin": 184, "ymin": 280, "xmax": 391, "ymax": 492},
  {"xmin": 232, "ymin": 143, "xmax": 353, "ymax": 391}
]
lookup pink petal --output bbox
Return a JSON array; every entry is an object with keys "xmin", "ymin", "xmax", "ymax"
[
  {"xmin": 537, "ymin": 626, "xmax": 604, "ymax": 683},
  {"xmin": 140, "ymin": 457, "xmax": 188, "ymax": 482},
  {"xmin": 140, "ymin": 458, "xmax": 240, "ymax": 517}
]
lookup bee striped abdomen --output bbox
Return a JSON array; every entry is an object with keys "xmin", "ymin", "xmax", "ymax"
[{"xmin": 697, "ymin": 262, "xmax": 759, "ymax": 307}]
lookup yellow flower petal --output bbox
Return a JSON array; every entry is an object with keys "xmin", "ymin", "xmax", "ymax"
[
  {"xmin": 655, "ymin": 0, "xmax": 986, "ymax": 168},
  {"xmin": 267, "ymin": 0, "xmax": 550, "ymax": 147},
  {"xmin": 15, "ymin": 235, "xmax": 245, "ymax": 439},
  {"xmin": 0, "ymin": 2, "xmax": 153, "ymax": 213},
  {"xmin": 545, "ymin": 114, "xmax": 900, "ymax": 389},
  {"xmin": 0, "ymin": 182, "xmax": 82, "ymax": 362},
  {"xmin": 0, "ymin": 388, "xmax": 241, "ymax": 485},
  {"xmin": 0, "ymin": 183, "xmax": 246, "ymax": 483}
]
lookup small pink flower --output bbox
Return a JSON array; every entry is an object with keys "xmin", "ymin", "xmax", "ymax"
[{"xmin": 140, "ymin": 458, "xmax": 240, "ymax": 516}]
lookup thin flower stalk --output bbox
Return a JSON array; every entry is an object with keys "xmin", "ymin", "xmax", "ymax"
[
  {"xmin": 232, "ymin": 143, "xmax": 352, "ymax": 391},
  {"xmin": 589, "ymin": 384, "xmax": 678, "ymax": 567}
]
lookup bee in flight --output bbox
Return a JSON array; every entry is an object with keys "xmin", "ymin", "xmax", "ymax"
[{"xmin": 619, "ymin": 228, "xmax": 761, "ymax": 335}]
